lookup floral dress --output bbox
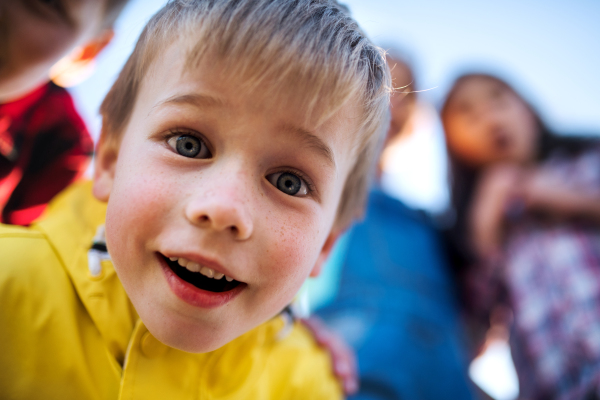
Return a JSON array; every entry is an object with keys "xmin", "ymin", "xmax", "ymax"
[{"xmin": 502, "ymin": 147, "xmax": 600, "ymax": 399}]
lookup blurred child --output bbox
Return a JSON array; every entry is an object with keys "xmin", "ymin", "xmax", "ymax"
[
  {"xmin": 0, "ymin": 0, "xmax": 127, "ymax": 225},
  {"xmin": 383, "ymin": 54, "xmax": 416, "ymax": 150},
  {"xmin": 315, "ymin": 54, "xmax": 475, "ymax": 400},
  {"xmin": 0, "ymin": 0, "xmax": 391, "ymax": 398},
  {"xmin": 442, "ymin": 73, "xmax": 600, "ymax": 399}
]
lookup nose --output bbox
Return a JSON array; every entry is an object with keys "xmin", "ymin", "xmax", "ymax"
[{"xmin": 185, "ymin": 174, "xmax": 254, "ymax": 241}]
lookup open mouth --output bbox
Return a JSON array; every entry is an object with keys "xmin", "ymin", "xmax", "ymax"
[
  {"xmin": 161, "ymin": 254, "xmax": 242, "ymax": 293},
  {"xmin": 493, "ymin": 134, "xmax": 512, "ymax": 151},
  {"xmin": 491, "ymin": 127, "xmax": 513, "ymax": 152}
]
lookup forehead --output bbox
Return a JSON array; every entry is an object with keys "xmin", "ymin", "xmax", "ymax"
[
  {"xmin": 388, "ymin": 59, "xmax": 412, "ymax": 88},
  {"xmin": 449, "ymin": 77, "xmax": 507, "ymax": 105},
  {"xmin": 133, "ymin": 40, "xmax": 360, "ymax": 167},
  {"xmin": 144, "ymin": 39, "xmax": 360, "ymax": 142}
]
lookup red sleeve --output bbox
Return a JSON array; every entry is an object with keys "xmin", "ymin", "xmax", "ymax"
[{"xmin": 3, "ymin": 83, "xmax": 93, "ymax": 225}]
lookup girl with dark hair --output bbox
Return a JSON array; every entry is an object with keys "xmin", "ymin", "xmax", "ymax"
[{"xmin": 441, "ymin": 73, "xmax": 600, "ymax": 399}]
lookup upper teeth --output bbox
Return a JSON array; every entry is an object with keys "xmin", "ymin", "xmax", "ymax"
[{"xmin": 170, "ymin": 257, "xmax": 234, "ymax": 281}]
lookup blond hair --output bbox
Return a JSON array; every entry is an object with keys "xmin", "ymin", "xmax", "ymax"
[{"xmin": 100, "ymin": 0, "xmax": 391, "ymax": 229}]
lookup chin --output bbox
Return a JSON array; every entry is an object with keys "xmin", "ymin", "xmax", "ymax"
[
  {"xmin": 145, "ymin": 315, "xmax": 236, "ymax": 354},
  {"xmin": 162, "ymin": 335, "xmax": 225, "ymax": 354}
]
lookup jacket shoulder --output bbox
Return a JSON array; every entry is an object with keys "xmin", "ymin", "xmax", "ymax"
[
  {"xmin": 0, "ymin": 224, "xmax": 54, "ymax": 266},
  {"xmin": 264, "ymin": 321, "xmax": 342, "ymax": 399},
  {"xmin": 0, "ymin": 224, "xmax": 66, "ymax": 298}
]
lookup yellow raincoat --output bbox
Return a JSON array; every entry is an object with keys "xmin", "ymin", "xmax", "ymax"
[{"xmin": 0, "ymin": 181, "xmax": 342, "ymax": 399}]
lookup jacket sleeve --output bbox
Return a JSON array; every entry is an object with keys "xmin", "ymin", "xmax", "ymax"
[{"xmin": 0, "ymin": 226, "xmax": 66, "ymax": 396}]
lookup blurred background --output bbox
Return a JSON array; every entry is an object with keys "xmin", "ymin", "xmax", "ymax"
[
  {"xmin": 71, "ymin": 0, "xmax": 600, "ymax": 214},
  {"xmin": 63, "ymin": 1, "xmax": 600, "ymax": 399}
]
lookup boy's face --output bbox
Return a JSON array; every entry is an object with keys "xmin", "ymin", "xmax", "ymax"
[
  {"xmin": 0, "ymin": 0, "xmax": 107, "ymax": 101},
  {"xmin": 94, "ymin": 41, "xmax": 358, "ymax": 353}
]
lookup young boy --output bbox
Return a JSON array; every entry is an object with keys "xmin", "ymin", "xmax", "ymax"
[
  {"xmin": 0, "ymin": 0, "xmax": 127, "ymax": 225},
  {"xmin": 0, "ymin": 0, "xmax": 390, "ymax": 398}
]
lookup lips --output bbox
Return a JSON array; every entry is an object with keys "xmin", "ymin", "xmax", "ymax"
[
  {"xmin": 493, "ymin": 134, "xmax": 511, "ymax": 151},
  {"xmin": 158, "ymin": 253, "xmax": 245, "ymax": 308}
]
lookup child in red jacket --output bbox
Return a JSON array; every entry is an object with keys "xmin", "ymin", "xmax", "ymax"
[{"xmin": 0, "ymin": 0, "xmax": 129, "ymax": 225}]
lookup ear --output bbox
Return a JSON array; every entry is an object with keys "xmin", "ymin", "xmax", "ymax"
[
  {"xmin": 309, "ymin": 228, "xmax": 344, "ymax": 278},
  {"xmin": 92, "ymin": 139, "xmax": 118, "ymax": 202},
  {"xmin": 49, "ymin": 29, "xmax": 114, "ymax": 87},
  {"xmin": 77, "ymin": 28, "xmax": 115, "ymax": 63}
]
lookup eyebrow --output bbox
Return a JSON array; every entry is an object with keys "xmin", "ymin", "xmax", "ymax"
[
  {"xmin": 280, "ymin": 124, "xmax": 336, "ymax": 169},
  {"xmin": 152, "ymin": 95, "xmax": 335, "ymax": 168},
  {"xmin": 153, "ymin": 93, "xmax": 227, "ymax": 111}
]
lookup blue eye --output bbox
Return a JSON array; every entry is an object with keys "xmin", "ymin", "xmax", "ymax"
[
  {"xmin": 277, "ymin": 173, "xmax": 301, "ymax": 195},
  {"xmin": 267, "ymin": 172, "xmax": 309, "ymax": 197},
  {"xmin": 167, "ymin": 134, "xmax": 211, "ymax": 159},
  {"xmin": 176, "ymin": 136, "xmax": 200, "ymax": 157}
]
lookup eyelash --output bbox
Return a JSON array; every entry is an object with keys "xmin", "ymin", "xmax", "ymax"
[
  {"xmin": 270, "ymin": 168, "xmax": 316, "ymax": 196},
  {"xmin": 166, "ymin": 128, "xmax": 203, "ymax": 142}
]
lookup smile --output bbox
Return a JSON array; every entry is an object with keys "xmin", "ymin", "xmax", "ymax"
[
  {"xmin": 158, "ymin": 253, "xmax": 245, "ymax": 308},
  {"xmin": 163, "ymin": 254, "xmax": 241, "ymax": 293}
]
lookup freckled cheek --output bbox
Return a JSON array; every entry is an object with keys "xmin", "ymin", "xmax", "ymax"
[
  {"xmin": 262, "ymin": 217, "xmax": 323, "ymax": 297},
  {"xmin": 106, "ymin": 175, "xmax": 170, "ymax": 297},
  {"xmin": 108, "ymin": 152, "xmax": 176, "ymax": 252}
]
